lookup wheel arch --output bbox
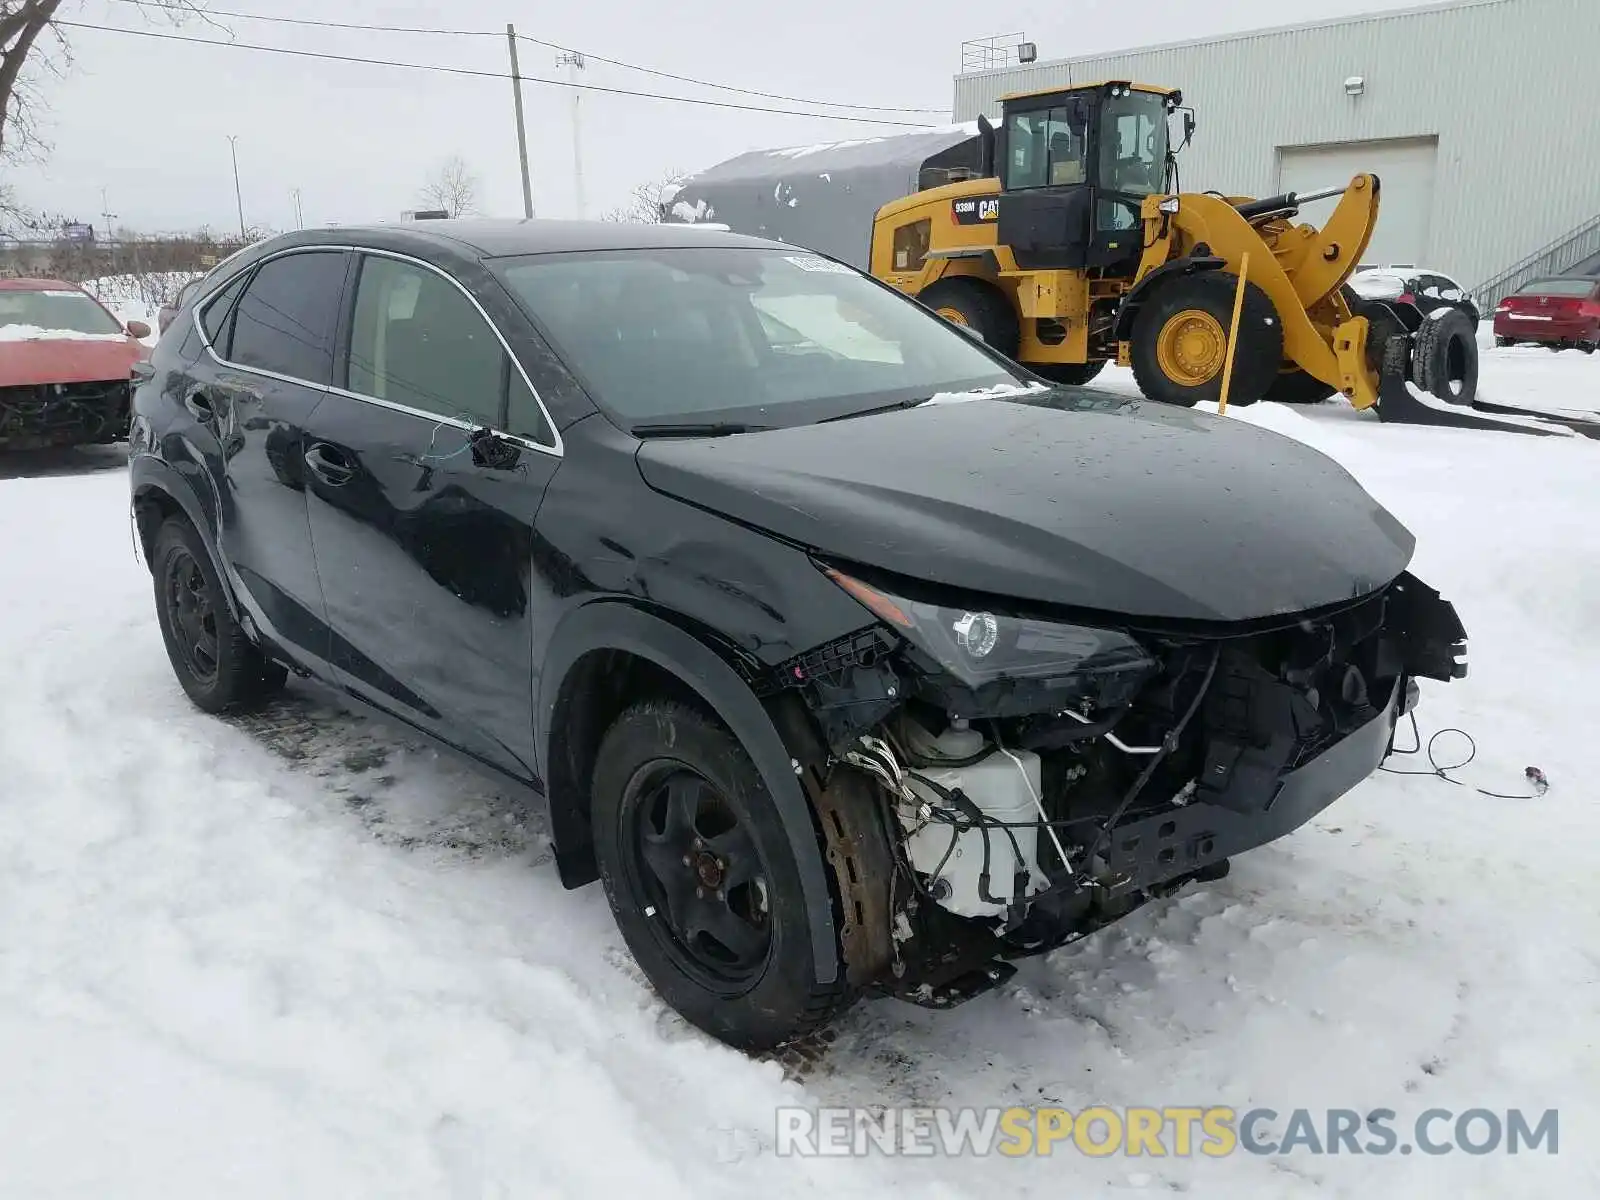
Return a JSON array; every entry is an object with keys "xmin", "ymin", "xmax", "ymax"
[
  {"xmin": 1113, "ymin": 254, "xmax": 1225, "ymax": 341},
  {"xmin": 536, "ymin": 600, "xmax": 840, "ymax": 985},
  {"xmin": 130, "ymin": 454, "xmax": 240, "ymax": 622}
]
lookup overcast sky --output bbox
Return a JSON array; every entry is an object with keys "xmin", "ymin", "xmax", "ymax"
[{"xmin": 9, "ymin": 0, "xmax": 1447, "ymax": 234}]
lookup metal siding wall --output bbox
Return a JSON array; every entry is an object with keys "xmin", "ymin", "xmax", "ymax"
[{"xmin": 951, "ymin": 0, "xmax": 1600, "ymax": 289}]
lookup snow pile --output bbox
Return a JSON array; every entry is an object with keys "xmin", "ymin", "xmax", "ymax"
[
  {"xmin": 1, "ymin": 350, "xmax": 1597, "ymax": 1196},
  {"xmin": 0, "ymin": 324, "xmax": 130, "ymax": 343}
]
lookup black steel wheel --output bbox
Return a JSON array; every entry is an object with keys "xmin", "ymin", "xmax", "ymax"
[
  {"xmin": 591, "ymin": 701, "xmax": 854, "ymax": 1050},
  {"xmin": 152, "ymin": 517, "xmax": 286, "ymax": 713},
  {"xmin": 621, "ymin": 761, "xmax": 773, "ymax": 990},
  {"xmin": 165, "ymin": 546, "xmax": 220, "ymax": 685}
]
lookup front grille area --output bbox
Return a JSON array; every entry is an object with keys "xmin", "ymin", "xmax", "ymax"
[{"xmin": 0, "ymin": 380, "xmax": 131, "ymax": 449}]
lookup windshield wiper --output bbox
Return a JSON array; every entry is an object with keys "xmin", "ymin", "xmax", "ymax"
[
  {"xmin": 631, "ymin": 421, "xmax": 771, "ymax": 438},
  {"xmin": 817, "ymin": 396, "xmax": 930, "ymax": 423}
]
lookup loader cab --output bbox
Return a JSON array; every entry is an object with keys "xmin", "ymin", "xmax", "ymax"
[{"xmin": 993, "ymin": 82, "xmax": 1180, "ymax": 271}]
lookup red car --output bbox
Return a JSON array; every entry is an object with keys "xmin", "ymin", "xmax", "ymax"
[
  {"xmin": 1493, "ymin": 276, "xmax": 1600, "ymax": 353},
  {"xmin": 0, "ymin": 278, "xmax": 151, "ymax": 450}
]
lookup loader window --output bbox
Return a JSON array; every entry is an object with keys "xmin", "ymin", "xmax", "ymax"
[
  {"xmin": 1004, "ymin": 102, "xmax": 1087, "ymax": 191},
  {"xmin": 1098, "ymin": 92, "xmax": 1168, "ymax": 197},
  {"xmin": 891, "ymin": 220, "xmax": 930, "ymax": 272}
]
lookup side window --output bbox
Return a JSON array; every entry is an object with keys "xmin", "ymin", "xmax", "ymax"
[
  {"xmin": 505, "ymin": 366, "xmax": 554, "ymax": 444},
  {"xmin": 892, "ymin": 219, "xmax": 930, "ymax": 272},
  {"xmin": 347, "ymin": 255, "xmax": 504, "ymax": 428},
  {"xmin": 198, "ymin": 272, "xmax": 249, "ymax": 354},
  {"xmin": 229, "ymin": 251, "xmax": 347, "ymax": 384},
  {"xmin": 1005, "ymin": 104, "xmax": 1087, "ymax": 190}
]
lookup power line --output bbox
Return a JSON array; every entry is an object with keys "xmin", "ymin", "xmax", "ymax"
[
  {"xmin": 56, "ymin": 22, "xmax": 937, "ymax": 127},
  {"xmin": 514, "ymin": 35, "xmax": 945, "ymax": 114},
  {"xmin": 97, "ymin": 0, "xmax": 946, "ymax": 115}
]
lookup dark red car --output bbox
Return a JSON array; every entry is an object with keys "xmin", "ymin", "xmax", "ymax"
[
  {"xmin": 0, "ymin": 278, "xmax": 151, "ymax": 450},
  {"xmin": 1493, "ymin": 276, "xmax": 1600, "ymax": 352}
]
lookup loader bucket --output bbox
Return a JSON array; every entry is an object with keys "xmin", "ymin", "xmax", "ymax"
[{"xmin": 1373, "ymin": 337, "xmax": 1598, "ymax": 439}]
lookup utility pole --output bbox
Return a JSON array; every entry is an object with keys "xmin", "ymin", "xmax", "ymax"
[
  {"xmin": 506, "ymin": 25, "xmax": 534, "ymax": 218},
  {"xmin": 557, "ymin": 51, "xmax": 587, "ymax": 219},
  {"xmin": 226, "ymin": 135, "xmax": 246, "ymax": 240},
  {"xmin": 291, "ymin": 188, "xmax": 304, "ymax": 230},
  {"xmin": 98, "ymin": 187, "xmax": 117, "ymax": 247}
]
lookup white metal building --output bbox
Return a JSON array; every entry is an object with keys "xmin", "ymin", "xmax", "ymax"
[{"xmin": 952, "ymin": 0, "xmax": 1600, "ymax": 305}]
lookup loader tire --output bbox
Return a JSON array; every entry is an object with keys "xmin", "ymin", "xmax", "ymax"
[
  {"xmin": 1131, "ymin": 273, "xmax": 1282, "ymax": 408},
  {"xmin": 1032, "ymin": 361, "xmax": 1107, "ymax": 386},
  {"xmin": 918, "ymin": 278, "xmax": 1020, "ymax": 358},
  {"xmin": 1413, "ymin": 309, "xmax": 1478, "ymax": 404},
  {"xmin": 1262, "ymin": 369, "xmax": 1337, "ymax": 405}
]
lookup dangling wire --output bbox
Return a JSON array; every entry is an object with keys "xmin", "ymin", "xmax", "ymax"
[{"xmin": 1379, "ymin": 712, "xmax": 1549, "ymax": 799}]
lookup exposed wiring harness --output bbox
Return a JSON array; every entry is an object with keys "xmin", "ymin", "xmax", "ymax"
[
  {"xmin": 1379, "ymin": 712, "xmax": 1550, "ymax": 798},
  {"xmin": 1078, "ymin": 644, "xmax": 1221, "ymax": 878}
]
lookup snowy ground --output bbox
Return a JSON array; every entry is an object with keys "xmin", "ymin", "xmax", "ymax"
[{"xmin": 1, "ymin": 347, "xmax": 1597, "ymax": 1198}]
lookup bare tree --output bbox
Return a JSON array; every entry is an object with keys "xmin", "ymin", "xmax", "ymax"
[
  {"xmin": 601, "ymin": 169, "xmax": 689, "ymax": 224},
  {"xmin": 418, "ymin": 156, "xmax": 480, "ymax": 218},
  {"xmin": 1, "ymin": 3, "xmax": 211, "ymax": 163}
]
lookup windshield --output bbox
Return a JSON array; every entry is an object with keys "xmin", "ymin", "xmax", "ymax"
[
  {"xmin": 494, "ymin": 247, "xmax": 1022, "ymax": 428},
  {"xmin": 0, "ymin": 289, "xmax": 124, "ymax": 336},
  {"xmin": 1099, "ymin": 91, "xmax": 1169, "ymax": 196}
]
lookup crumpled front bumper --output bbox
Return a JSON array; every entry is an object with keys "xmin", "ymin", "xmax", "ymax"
[
  {"xmin": 0, "ymin": 380, "xmax": 132, "ymax": 449},
  {"xmin": 1101, "ymin": 674, "xmax": 1407, "ymax": 893}
]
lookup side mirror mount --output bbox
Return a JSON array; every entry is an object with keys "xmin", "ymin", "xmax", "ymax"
[{"xmin": 125, "ymin": 319, "xmax": 151, "ymax": 340}]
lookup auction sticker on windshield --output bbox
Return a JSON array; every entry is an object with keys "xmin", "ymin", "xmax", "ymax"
[{"xmin": 784, "ymin": 255, "xmax": 854, "ymax": 274}]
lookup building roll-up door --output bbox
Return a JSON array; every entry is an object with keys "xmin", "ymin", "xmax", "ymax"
[{"xmin": 1277, "ymin": 136, "xmax": 1439, "ymax": 269}]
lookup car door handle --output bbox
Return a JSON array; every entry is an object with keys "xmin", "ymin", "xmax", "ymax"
[
  {"xmin": 184, "ymin": 390, "xmax": 216, "ymax": 422},
  {"xmin": 304, "ymin": 442, "xmax": 355, "ymax": 485}
]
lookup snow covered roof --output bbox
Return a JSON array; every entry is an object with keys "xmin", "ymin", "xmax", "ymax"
[{"xmin": 683, "ymin": 123, "xmax": 980, "ymax": 186}]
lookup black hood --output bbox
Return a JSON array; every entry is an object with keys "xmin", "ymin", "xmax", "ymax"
[{"xmin": 635, "ymin": 391, "xmax": 1415, "ymax": 623}]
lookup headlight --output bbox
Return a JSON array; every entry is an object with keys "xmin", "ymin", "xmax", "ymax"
[{"xmin": 824, "ymin": 567, "xmax": 1156, "ymax": 688}]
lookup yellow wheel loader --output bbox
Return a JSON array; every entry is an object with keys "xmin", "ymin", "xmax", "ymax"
[{"xmin": 866, "ymin": 81, "xmax": 1600, "ymax": 433}]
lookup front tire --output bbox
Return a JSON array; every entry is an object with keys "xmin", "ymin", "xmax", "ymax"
[
  {"xmin": 591, "ymin": 701, "xmax": 853, "ymax": 1051},
  {"xmin": 152, "ymin": 517, "xmax": 286, "ymax": 713},
  {"xmin": 1261, "ymin": 369, "xmax": 1338, "ymax": 405},
  {"xmin": 1130, "ymin": 273, "xmax": 1283, "ymax": 407}
]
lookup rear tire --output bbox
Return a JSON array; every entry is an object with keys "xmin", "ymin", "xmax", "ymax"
[
  {"xmin": 1032, "ymin": 360, "xmax": 1107, "ymax": 386},
  {"xmin": 152, "ymin": 517, "xmax": 286, "ymax": 714},
  {"xmin": 591, "ymin": 701, "xmax": 854, "ymax": 1051},
  {"xmin": 1496, "ymin": 336, "xmax": 1515, "ymax": 348},
  {"xmin": 1130, "ymin": 273, "xmax": 1283, "ymax": 408},
  {"xmin": 918, "ymin": 278, "xmax": 1020, "ymax": 358}
]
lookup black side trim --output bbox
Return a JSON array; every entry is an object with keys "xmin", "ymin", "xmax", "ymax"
[
  {"xmin": 1113, "ymin": 255, "xmax": 1227, "ymax": 340},
  {"xmin": 536, "ymin": 601, "xmax": 840, "ymax": 985}
]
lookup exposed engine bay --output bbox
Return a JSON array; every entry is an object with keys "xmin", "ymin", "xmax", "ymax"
[{"xmin": 769, "ymin": 567, "xmax": 1468, "ymax": 1008}]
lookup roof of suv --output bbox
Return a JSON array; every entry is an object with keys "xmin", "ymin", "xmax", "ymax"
[{"xmin": 303, "ymin": 218, "xmax": 785, "ymax": 258}]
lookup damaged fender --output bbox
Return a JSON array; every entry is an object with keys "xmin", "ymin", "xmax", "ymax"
[{"xmin": 535, "ymin": 600, "xmax": 841, "ymax": 985}]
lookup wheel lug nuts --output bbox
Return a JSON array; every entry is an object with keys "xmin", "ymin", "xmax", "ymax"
[
  {"xmin": 696, "ymin": 887, "xmax": 705, "ymax": 899},
  {"xmin": 682, "ymin": 855, "xmax": 691, "ymax": 866}
]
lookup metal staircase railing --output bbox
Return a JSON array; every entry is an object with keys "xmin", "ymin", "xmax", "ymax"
[{"xmin": 1473, "ymin": 213, "xmax": 1600, "ymax": 311}]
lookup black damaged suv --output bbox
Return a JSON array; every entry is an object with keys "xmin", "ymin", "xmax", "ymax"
[{"xmin": 130, "ymin": 220, "xmax": 1467, "ymax": 1050}]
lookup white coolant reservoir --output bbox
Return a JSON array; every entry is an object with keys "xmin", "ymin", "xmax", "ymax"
[{"xmin": 902, "ymin": 748, "xmax": 1046, "ymax": 921}]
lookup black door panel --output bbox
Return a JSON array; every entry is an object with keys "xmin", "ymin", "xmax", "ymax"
[
  {"xmin": 190, "ymin": 249, "xmax": 352, "ymax": 675},
  {"xmin": 303, "ymin": 395, "xmax": 556, "ymax": 777}
]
